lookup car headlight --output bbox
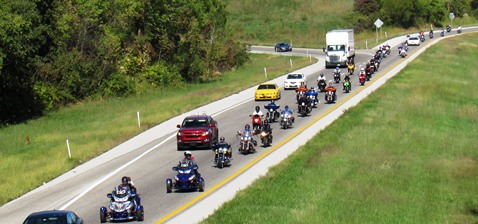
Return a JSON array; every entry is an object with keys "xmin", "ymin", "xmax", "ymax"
[
  {"xmin": 201, "ymin": 131, "xmax": 209, "ymax": 136},
  {"xmin": 177, "ymin": 132, "xmax": 183, "ymax": 136}
]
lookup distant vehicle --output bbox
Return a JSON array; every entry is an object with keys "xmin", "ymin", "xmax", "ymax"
[
  {"xmin": 407, "ymin": 37, "xmax": 420, "ymax": 46},
  {"xmin": 23, "ymin": 210, "xmax": 83, "ymax": 224},
  {"xmin": 284, "ymin": 72, "xmax": 307, "ymax": 90},
  {"xmin": 255, "ymin": 82, "xmax": 281, "ymax": 101},
  {"xmin": 324, "ymin": 29, "xmax": 355, "ymax": 68},
  {"xmin": 176, "ymin": 114, "xmax": 219, "ymax": 150},
  {"xmin": 274, "ymin": 42, "xmax": 292, "ymax": 52}
]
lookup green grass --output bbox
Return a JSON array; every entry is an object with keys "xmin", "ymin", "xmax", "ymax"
[
  {"xmin": 0, "ymin": 54, "xmax": 315, "ymax": 205},
  {"xmin": 201, "ymin": 34, "xmax": 478, "ymax": 223},
  {"xmin": 225, "ymin": 0, "xmax": 478, "ymax": 49}
]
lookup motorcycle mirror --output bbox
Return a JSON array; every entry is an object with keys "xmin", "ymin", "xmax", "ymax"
[
  {"xmin": 176, "ymin": 124, "xmax": 181, "ymax": 128},
  {"xmin": 107, "ymin": 193, "xmax": 112, "ymax": 198}
]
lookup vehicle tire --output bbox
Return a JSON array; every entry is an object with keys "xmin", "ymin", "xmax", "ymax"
[
  {"xmin": 100, "ymin": 212, "xmax": 107, "ymax": 223},
  {"xmin": 274, "ymin": 47, "xmax": 278, "ymax": 52},
  {"xmin": 136, "ymin": 209, "xmax": 144, "ymax": 221},
  {"xmin": 199, "ymin": 179, "xmax": 205, "ymax": 192},
  {"xmin": 166, "ymin": 181, "xmax": 172, "ymax": 193}
]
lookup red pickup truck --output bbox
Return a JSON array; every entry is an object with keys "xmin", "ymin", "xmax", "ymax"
[{"xmin": 176, "ymin": 114, "xmax": 219, "ymax": 150}]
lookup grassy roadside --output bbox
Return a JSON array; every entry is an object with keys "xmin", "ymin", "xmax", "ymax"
[
  {"xmin": 201, "ymin": 34, "xmax": 478, "ymax": 223},
  {"xmin": 0, "ymin": 54, "xmax": 316, "ymax": 205},
  {"xmin": 225, "ymin": 0, "xmax": 478, "ymax": 49}
]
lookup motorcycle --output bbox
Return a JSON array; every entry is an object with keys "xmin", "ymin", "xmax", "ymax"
[
  {"xmin": 347, "ymin": 64, "xmax": 355, "ymax": 75},
  {"xmin": 250, "ymin": 114, "xmax": 262, "ymax": 132},
  {"xmin": 166, "ymin": 160, "xmax": 205, "ymax": 193},
  {"xmin": 297, "ymin": 101, "xmax": 311, "ymax": 117},
  {"xmin": 325, "ymin": 90, "xmax": 336, "ymax": 104},
  {"xmin": 440, "ymin": 30, "xmax": 445, "ymax": 37},
  {"xmin": 420, "ymin": 34, "xmax": 425, "ymax": 42},
  {"xmin": 359, "ymin": 74, "xmax": 366, "ymax": 86},
  {"xmin": 100, "ymin": 187, "xmax": 144, "ymax": 223},
  {"xmin": 333, "ymin": 71, "xmax": 341, "ymax": 83},
  {"xmin": 457, "ymin": 28, "xmax": 462, "ymax": 34},
  {"xmin": 400, "ymin": 49, "xmax": 407, "ymax": 58},
  {"xmin": 305, "ymin": 90, "xmax": 319, "ymax": 108},
  {"xmin": 343, "ymin": 80, "xmax": 351, "ymax": 93},
  {"xmin": 259, "ymin": 130, "xmax": 272, "ymax": 147},
  {"xmin": 279, "ymin": 111, "xmax": 293, "ymax": 129},
  {"xmin": 317, "ymin": 80, "xmax": 326, "ymax": 92},
  {"xmin": 365, "ymin": 67, "xmax": 372, "ymax": 81},
  {"xmin": 237, "ymin": 131, "xmax": 255, "ymax": 154},
  {"xmin": 446, "ymin": 25, "xmax": 451, "ymax": 32},
  {"xmin": 264, "ymin": 104, "xmax": 280, "ymax": 123},
  {"xmin": 213, "ymin": 145, "xmax": 231, "ymax": 168},
  {"xmin": 429, "ymin": 32, "xmax": 434, "ymax": 38}
]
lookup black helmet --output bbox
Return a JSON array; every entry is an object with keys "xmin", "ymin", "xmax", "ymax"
[
  {"xmin": 220, "ymin": 136, "xmax": 225, "ymax": 143},
  {"xmin": 121, "ymin": 176, "xmax": 128, "ymax": 185},
  {"xmin": 285, "ymin": 105, "xmax": 289, "ymax": 109},
  {"xmin": 245, "ymin": 124, "xmax": 250, "ymax": 130},
  {"xmin": 255, "ymin": 106, "xmax": 260, "ymax": 111},
  {"xmin": 264, "ymin": 120, "xmax": 269, "ymax": 125}
]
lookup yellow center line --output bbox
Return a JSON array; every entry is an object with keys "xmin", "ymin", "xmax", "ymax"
[{"xmin": 156, "ymin": 44, "xmax": 420, "ymax": 224}]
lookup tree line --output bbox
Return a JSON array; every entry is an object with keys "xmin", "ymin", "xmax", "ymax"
[
  {"xmin": 351, "ymin": 0, "xmax": 478, "ymax": 31},
  {"xmin": 0, "ymin": 0, "xmax": 248, "ymax": 125}
]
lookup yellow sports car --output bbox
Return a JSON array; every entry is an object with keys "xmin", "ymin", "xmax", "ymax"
[{"xmin": 255, "ymin": 82, "xmax": 281, "ymax": 101}]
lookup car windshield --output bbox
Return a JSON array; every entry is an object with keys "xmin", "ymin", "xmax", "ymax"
[
  {"xmin": 327, "ymin": 45, "xmax": 345, "ymax": 51},
  {"xmin": 258, "ymin": 84, "xmax": 276, "ymax": 90},
  {"xmin": 277, "ymin": 42, "xmax": 288, "ymax": 46},
  {"xmin": 24, "ymin": 216, "xmax": 67, "ymax": 224},
  {"xmin": 182, "ymin": 119, "xmax": 208, "ymax": 128},
  {"xmin": 409, "ymin": 37, "xmax": 418, "ymax": 40},
  {"xmin": 287, "ymin": 74, "xmax": 303, "ymax": 79}
]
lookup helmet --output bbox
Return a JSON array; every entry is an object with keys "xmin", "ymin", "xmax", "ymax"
[
  {"xmin": 245, "ymin": 124, "xmax": 250, "ymax": 130},
  {"xmin": 220, "ymin": 136, "xmax": 225, "ymax": 143},
  {"xmin": 184, "ymin": 151, "xmax": 192, "ymax": 158},
  {"xmin": 263, "ymin": 119, "xmax": 269, "ymax": 125},
  {"xmin": 271, "ymin": 100, "xmax": 275, "ymax": 104},
  {"xmin": 320, "ymin": 73, "xmax": 324, "ymax": 76},
  {"xmin": 121, "ymin": 176, "xmax": 128, "ymax": 185},
  {"xmin": 310, "ymin": 87, "xmax": 315, "ymax": 91},
  {"xmin": 361, "ymin": 68, "xmax": 365, "ymax": 72},
  {"xmin": 285, "ymin": 105, "xmax": 289, "ymax": 109},
  {"xmin": 255, "ymin": 106, "xmax": 260, "ymax": 111}
]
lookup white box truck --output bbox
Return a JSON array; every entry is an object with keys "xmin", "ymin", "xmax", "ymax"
[{"xmin": 324, "ymin": 29, "xmax": 355, "ymax": 68}]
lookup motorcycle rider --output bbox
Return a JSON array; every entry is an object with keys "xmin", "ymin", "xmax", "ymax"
[
  {"xmin": 343, "ymin": 74, "xmax": 351, "ymax": 90},
  {"xmin": 260, "ymin": 119, "xmax": 273, "ymax": 143},
  {"xmin": 213, "ymin": 136, "xmax": 232, "ymax": 160},
  {"xmin": 252, "ymin": 105, "xmax": 263, "ymax": 116},
  {"xmin": 238, "ymin": 124, "xmax": 257, "ymax": 146},
  {"xmin": 117, "ymin": 176, "xmax": 140, "ymax": 205},
  {"xmin": 265, "ymin": 100, "xmax": 280, "ymax": 120},
  {"xmin": 182, "ymin": 151, "xmax": 201, "ymax": 179},
  {"xmin": 317, "ymin": 73, "xmax": 326, "ymax": 83},
  {"xmin": 325, "ymin": 81, "xmax": 337, "ymax": 101},
  {"xmin": 119, "ymin": 176, "xmax": 137, "ymax": 192},
  {"xmin": 306, "ymin": 86, "xmax": 319, "ymax": 105},
  {"xmin": 334, "ymin": 66, "xmax": 341, "ymax": 76},
  {"xmin": 458, "ymin": 25, "xmax": 462, "ymax": 33},
  {"xmin": 429, "ymin": 29, "xmax": 434, "ymax": 38},
  {"xmin": 283, "ymin": 105, "xmax": 295, "ymax": 123}
]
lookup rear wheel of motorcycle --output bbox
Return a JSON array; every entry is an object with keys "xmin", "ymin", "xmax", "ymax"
[
  {"xmin": 100, "ymin": 212, "xmax": 107, "ymax": 223},
  {"xmin": 136, "ymin": 209, "xmax": 144, "ymax": 221}
]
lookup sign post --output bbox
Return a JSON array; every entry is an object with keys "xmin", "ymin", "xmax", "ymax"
[
  {"xmin": 449, "ymin": 13, "xmax": 455, "ymax": 27},
  {"xmin": 374, "ymin": 19, "xmax": 384, "ymax": 43}
]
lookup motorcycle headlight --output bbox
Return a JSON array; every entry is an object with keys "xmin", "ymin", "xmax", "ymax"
[
  {"xmin": 189, "ymin": 174, "xmax": 196, "ymax": 181},
  {"xmin": 175, "ymin": 176, "xmax": 179, "ymax": 181},
  {"xmin": 246, "ymin": 136, "xmax": 251, "ymax": 141},
  {"xmin": 261, "ymin": 132, "xmax": 267, "ymax": 137},
  {"xmin": 302, "ymin": 102, "xmax": 305, "ymax": 106}
]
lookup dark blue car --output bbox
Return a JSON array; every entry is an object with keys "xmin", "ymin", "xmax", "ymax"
[
  {"xmin": 274, "ymin": 42, "xmax": 292, "ymax": 52},
  {"xmin": 23, "ymin": 210, "xmax": 83, "ymax": 224}
]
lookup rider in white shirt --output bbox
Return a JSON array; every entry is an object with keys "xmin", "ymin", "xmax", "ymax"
[
  {"xmin": 317, "ymin": 73, "xmax": 326, "ymax": 82},
  {"xmin": 252, "ymin": 106, "xmax": 263, "ymax": 116}
]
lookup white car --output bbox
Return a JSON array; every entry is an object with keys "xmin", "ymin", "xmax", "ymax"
[
  {"xmin": 407, "ymin": 37, "xmax": 420, "ymax": 46},
  {"xmin": 284, "ymin": 72, "xmax": 307, "ymax": 90}
]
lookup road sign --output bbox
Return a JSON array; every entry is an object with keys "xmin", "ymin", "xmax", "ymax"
[
  {"xmin": 449, "ymin": 13, "xmax": 455, "ymax": 20},
  {"xmin": 374, "ymin": 19, "xmax": 383, "ymax": 28}
]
